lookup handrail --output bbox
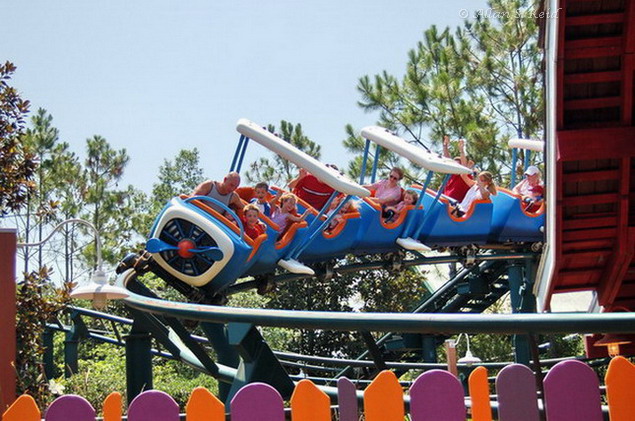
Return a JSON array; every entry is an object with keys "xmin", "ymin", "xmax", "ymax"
[{"xmin": 184, "ymin": 195, "xmax": 245, "ymax": 239}]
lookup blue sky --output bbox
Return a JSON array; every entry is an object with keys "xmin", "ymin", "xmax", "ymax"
[{"xmin": 2, "ymin": 0, "xmax": 487, "ymax": 193}]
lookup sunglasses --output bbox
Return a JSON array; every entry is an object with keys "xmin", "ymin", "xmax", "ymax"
[{"xmin": 389, "ymin": 175, "xmax": 400, "ymax": 180}]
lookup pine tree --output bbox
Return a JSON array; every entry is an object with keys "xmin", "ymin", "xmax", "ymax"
[
  {"xmin": 348, "ymin": 0, "xmax": 543, "ymax": 184},
  {"xmin": 151, "ymin": 148, "xmax": 205, "ymax": 210}
]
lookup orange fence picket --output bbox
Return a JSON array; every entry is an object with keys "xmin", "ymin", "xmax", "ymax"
[
  {"xmin": 363, "ymin": 370, "xmax": 404, "ymax": 421},
  {"xmin": 186, "ymin": 387, "xmax": 225, "ymax": 421},
  {"xmin": 1, "ymin": 394, "xmax": 40, "ymax": 421},
  {"xmin": 290, "ymin": 379, "xmax": 330, "ymax": 421},
  {"xmin": 469, "ymin": 366, "xmax": 492, "ymax": 421},
  {"xmin": 605, "ymin": 356, "xmax": 635, "ymax": 421},
  {"xmin": 103, "ymin": 392, "xmax": 122, "ymax": 421}
]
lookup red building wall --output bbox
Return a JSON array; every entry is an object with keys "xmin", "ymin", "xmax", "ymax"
[{"xmin": 0, "ymin": 229, "xmax": 16, "ymax": 411}]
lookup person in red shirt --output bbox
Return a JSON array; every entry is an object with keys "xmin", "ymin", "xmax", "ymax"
[
  {"xmin": 442, "ymin": 136, "xmax": 474, "ymax": 202},
  {"xmin": 288, "ymin": 167, "xmax": 335, "ymax": 210},
  {"xmin": 242, "ymin": 204, "xmax": 266, "ymax": 240}
]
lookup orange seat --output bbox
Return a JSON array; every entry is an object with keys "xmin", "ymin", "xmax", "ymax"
[
  {"xmin": 323, "ymin": 210, "xmax": 361, "ymax": 238},
  {"xmin": 275, "ymin": 221, "xmax": 309, "ymax": 249}
]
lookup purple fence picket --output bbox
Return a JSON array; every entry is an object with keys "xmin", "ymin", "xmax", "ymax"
[
  {"xmin": 127, "ymin": 390, "xmax": 179, "ymax": 421},
  {"xmin": 337, "ymin": 377, "xmax": 358, "ymax": 421},
  {"xmin": 45, "ymin": 395, "xmax": 96, "ymax": 421},
  {"xmin": 543, "ymin": 360, "xmax": 603, "ymax": 421},
  {"xmin": 230, "ymin": 383, "xmax": 284, "ymax": 421},
  {"xmin": 409, "ymin": 369, "xmax": 465, "ymax": 421},
  {"xmin": 495, "ymin": 364, "xmax": 539, "ymax": 421}
]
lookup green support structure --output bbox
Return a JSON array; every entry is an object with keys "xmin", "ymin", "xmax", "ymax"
[
  {"xmin": 64, "ymin": 311, "xmax": 90, "ymax": 378},
  {"xmin": 200, "ymin": 322, "xmax": 240, "ymax": 403},
  {"xmin": 125, "ymin": 321, "xmax": 153, "ymax": 404},
  {"xmin": 43, "ymin": 329, "xmax": 56, "ymax": 380},
  {"xmin": 64, "ymin": 327, "xmax": 80, "ymax": 377},
  {"xmin": 421, "ymin": 335, "xmax": 437, "ymax": 363},
  {"xmin": 508, "ymin": 259, "xmax": 537, "ymax": 366},
  {"xmin": 226, "ymin": 322, "xmax": 294, "ymax": 403}
]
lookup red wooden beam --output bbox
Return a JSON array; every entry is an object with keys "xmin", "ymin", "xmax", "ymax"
[
  {"xmin": 622, "ymin": 0, "xmax": 635, "ymax": 124},
  {"xmin": 561, "ymin": 249, "xmax": 611, "ymax": 259},
  {"xmin": 565, "ymin": 45, "xmax": 622, "ymax": 59},
  {"xmin": 562, "ymin": 239, "xmax": 614, "ymax": 252},
  {"xmin": 562, "ymin": 215, "xmax": 617, "ymax": 230},
  {"xmin": 597, "ymin": 158, "xmax": 633, "ymax": 306},
  {"xmin": 549, "ymin": 159, "xmax": 566, "ymax": 311},
  {"xmin": 0, "ymin": 229, "xmax": 16, "ymax": 411},
  {"xmin": 612, "ymin": 282, "xmax": 635, "ymax": 297},
  {"xmin": 557, "ymin": 127, "xmax": 635, "ymax": 161},
  {"xmin": 621, "ymin": 0, "xmax": 634, "ymax": 123},
  {"xmin": 562, "ymin": 227, "xmax": 617, "ymax": 242},
  {"xmin": 562, "ymin": 193, "xmax": 619, "ymax": 207},
  {"xmin": 562, "ymin": 169, "xmax": 620, "ymax": 183},
  {"xmin": 563, "ymin": 71, "xmax": 622, "ymax": 84},
  {"xmin": 556, "ymin": 268, "xmax": 601, "ymax": 288},
  {"xmin": 565, "ymin": 36, "xmax": 622, "ymax": 51},
  {"xmin": 623, "ymin": 54, "xmax": 634, "ymax": 125},
  {"xmin": 563, "ymin": 96, "xmax": 621, "ymax": 110},
  {"xmin": 565, "ymin": 13, "xmax": 625, "ymax": 26}
]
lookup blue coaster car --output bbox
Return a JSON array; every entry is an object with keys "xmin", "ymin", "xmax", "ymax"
[{"xmin": 489, "ymin": 188, "xmax": 545, "ymax": 243}]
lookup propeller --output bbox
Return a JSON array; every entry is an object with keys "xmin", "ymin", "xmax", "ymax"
[
  {"xmin": 190, "ymin": 246, "xmax": 224, "ymax": 261},
  {"xmin": 146, "ymin": 238, "xmax": 178, "ymax": 253},
  {"xmin": 147, "ymin": 238, "xmax": 223, "ymax": 261}
]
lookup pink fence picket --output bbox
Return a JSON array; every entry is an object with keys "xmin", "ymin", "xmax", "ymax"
[
  {"xmin": 409, "ymin": 369, "xmax": 465, "ymax": 421},
  {"xmin": 337, "ymin": 377, "xmax": 358, "ymax": 421},
  {"xmin": 543, "ymin": 360, "xmax": 603, "ymax": 421},
  {"xmin": 127, "ymin": 390, "xmax": 179, "ymax": 421},
  {"xmin": 495, "ymin": 364, "xmax": 539, "ymax": 421},
  {"xmin": 230, "ymin": 382, "xmax": 284, "ymax": 421},
  {"xmin": 45, "ymin": 395, "xmax": 95, "ymax": 421}
]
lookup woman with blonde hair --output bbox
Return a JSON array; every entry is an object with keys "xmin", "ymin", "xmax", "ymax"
[{"xmin": 451, "ymin": 171, "xmax": 497, "ymax": 218}]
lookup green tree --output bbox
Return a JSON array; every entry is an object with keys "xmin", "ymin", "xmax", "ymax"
[
  {"xmin": 80, "ymin": 136, "xmax": 147, "ymax": 265},
  {"xmin": 50, "ymin": 149, "xmax": 85, "ymax": 283},
  {"xmin": 0, "ymin": 61, "xmax": 36, "ymax": 214},
  {"xmin": 15, "ymin": 267, "xmax": 70, "ymax": 407},
  {"xmin": 20, "ymin": 109, "xmax": 75, "ymax": 272},
  {"xmin": 151, "ymin": 148, "xmax": 204, "ymax": 211},
  {"xmin": 245, "ymin": 121, "xmax": 321, "ymax": 186},
  {"xmin": 459, "ymin": 0, "xmax": 544, "ymax": 179},
  {"xmin": 348, "ymin": 0, "xmax": 543, "ymax": 183},
  {"xmin": 266, "ymin": 271, "xmax": 364, "ymax": 358}
]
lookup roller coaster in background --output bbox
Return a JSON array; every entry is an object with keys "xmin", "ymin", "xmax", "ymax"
[{"xmin": 38, "ymin": 0, "xmax": 635, "ymax": 408}]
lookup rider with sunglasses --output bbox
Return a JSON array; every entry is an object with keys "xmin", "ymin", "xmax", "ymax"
[{"xmin": 363, "ymin": 167, "xmax": 404, "ymax": 208}]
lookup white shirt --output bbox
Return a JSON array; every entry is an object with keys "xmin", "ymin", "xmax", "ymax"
[{"xmin": 457, "ymin": 184, "xmax": 483, "ymax": 212}]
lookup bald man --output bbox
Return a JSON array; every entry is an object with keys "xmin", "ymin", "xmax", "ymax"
[{"xmin": 192, "ymin": 171, "xmax": 245, "ymax": 214}]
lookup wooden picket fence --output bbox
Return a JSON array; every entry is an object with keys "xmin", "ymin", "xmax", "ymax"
[{"xmin": 3, "ymin": 357, "xmax": 635, "ymax": 420}]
